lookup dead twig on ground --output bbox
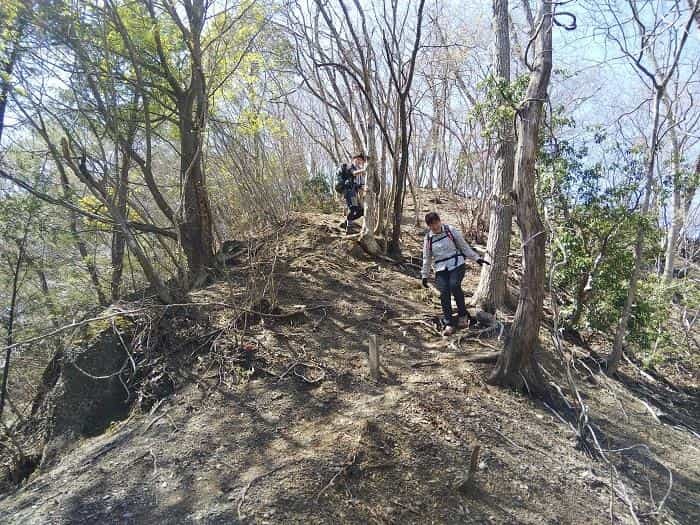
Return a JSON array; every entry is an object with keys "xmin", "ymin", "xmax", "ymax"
[
  {"xmin": 481, "ymin": 421, "xmax": 549, "ymax": 456},
  {"xmin": 277, "ymin": 362, "xmax": 325, "ymax": 384},
  {"xmin": 294, "ymin": 363, "xmax": 326, "ymax": 384},
  {"xmin": 411, "ymin": 361, "xmax": 441, "ymax": 368},
  {"xmin": 142, "ymin": 408, "xmax": 171, "ymax": 435},
  {"xmin": 315, "ymin": 452, "xmax": 358, "ymax": 503}
]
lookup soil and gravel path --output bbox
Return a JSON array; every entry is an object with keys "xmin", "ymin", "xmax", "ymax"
[{"xmin": 1, "ymin": 199, "xmax": 698, "ymax": 524}]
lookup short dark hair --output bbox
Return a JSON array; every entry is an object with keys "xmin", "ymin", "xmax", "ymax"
[
  {"xmin": 352, "ymin": 153, "xmax": 367, "ymax": 161},
  {"xmin": 425, "ymin": 212, "xmax": 440, "ymax": 225}
]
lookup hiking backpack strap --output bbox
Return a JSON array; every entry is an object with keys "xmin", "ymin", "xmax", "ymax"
[{"xmin": 430, "ymin": 225, "xmax": 465, "ymax": 265}]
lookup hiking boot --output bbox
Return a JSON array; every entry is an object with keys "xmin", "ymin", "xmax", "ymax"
[
  {"xmin": 442, "ymin": 325, "xmax": 455, "ymax": 336},
  {"xmin": 457, "ymin": 315, "xmax": 470, "ymax": 329}
]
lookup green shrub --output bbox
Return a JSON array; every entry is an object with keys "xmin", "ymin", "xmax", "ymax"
[{"xmin": 292, "ymin": 173, "xmax": 335, "ymax": 213}]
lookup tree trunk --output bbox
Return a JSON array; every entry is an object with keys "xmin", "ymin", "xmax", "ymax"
[
  {"xmin": 357, "ymin": 47, "xmax": 383, "ymax": 254},
  {"xmin": 0, "ymin": 228, "xmax": 28, "ymax": 420},
  {"xmin": 569, "ymin": 227, "xmax": 616, "ymax": 326},
  {"xmin": 488, "ymin": 0, "xmax": 552, "ymax": 391},
  {"xmin": 179, "ymin": 109, "xmax": 214, "ymax": 276},
  {"xmin": 111, "ymin": 146, "xmax": 129, "ymax": 301},
  {"xmin": 360, "ymin": 104, "xmax": 384, "ymax": 255},
  {"xmin": 388, "ymin": 103, "xmax": 410, "ymax": 257},
  {"xmin": 475, "ymin": 0, "xmax": 515, "ymax": 314},
  {"xmin": 680, "ymin": 154, "xmax": 700, "ymax": 241},
  {"xmin": 376, "ymin": 137, "xmax": 389, "ymax": 235},
  {"xmin": 61, "ymin": 139, "xmax": 173, "ymax": 303},
  {"xmin": 57, "ymin": 168, "xmax": 109, "ymax": 307},
  {"xmin": 607, "ymin": 0, "xmax": 697, "ymax": 373},
  {"xmin": 608, "ymin": 92, "xmax": 663, "ymax": 374},
  {"xmin": 177, "ymin": 3, "xmax": 214, "ymax": 277},
  {"xmin": 663, "ymin": 115, "xmax": 683, "ymax": 282},
  {"xmin": 690, "ymin": 0, "xmax": 700, "ymax": 28}
]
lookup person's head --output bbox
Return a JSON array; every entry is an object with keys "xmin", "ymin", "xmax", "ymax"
[
  {"xmin": 352, "ymin": 153, "xmax": 367, "ymax": 169},
  {"xmin": 425, "ymin": 211, "xmax": 442, "ymax": 234}
]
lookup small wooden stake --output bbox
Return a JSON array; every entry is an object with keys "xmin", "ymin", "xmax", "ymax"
[
  {"xmin": 368, "ymin": 335, "xmax": 380, "ymax": 380},
  {"xmin": 455, "ymin": 444, "xmax": 481, "ymax": 494}
]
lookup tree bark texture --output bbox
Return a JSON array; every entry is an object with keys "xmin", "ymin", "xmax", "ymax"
[
  {"xmin": 475, "ymin": 0, "xmax": 515, "ymax": 314},
  {"xmin": 488, "ymin": 0, "xmax": 552, "ymax": 391}
]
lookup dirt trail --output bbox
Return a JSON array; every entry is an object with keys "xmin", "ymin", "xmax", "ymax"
[{"xmin": 0, "ymin": 196, "xmax": 698, "ymax": 524}]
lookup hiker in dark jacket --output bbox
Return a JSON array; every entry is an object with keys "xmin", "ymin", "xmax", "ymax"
[
  {"xmin": 421, "ymin": 212, "xmax": 489, "ymax": 336},
  {"xmin": 341, "ymin": 153, "xmax": 366, "ymax": 222}
]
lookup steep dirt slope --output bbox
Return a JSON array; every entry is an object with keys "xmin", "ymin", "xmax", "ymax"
[{"xmin": 0, "ymin": 197, "xmax": 698, "ymax": 524}]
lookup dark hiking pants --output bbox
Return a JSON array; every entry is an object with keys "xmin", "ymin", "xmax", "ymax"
[
  {"xmin": 344, "ymin": 186, "xmax": 363, "ymax": 221},
  {"xmin": 435, "ymin": 263, "xmax": 467, "ymax": 326}
]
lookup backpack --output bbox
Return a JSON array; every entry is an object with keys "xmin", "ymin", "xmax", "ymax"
[
  {"xmin": 427, "ymin": 224, "xmax": 455, "ymax": 251},
  {"xmin": 427, "ymin": 225, "xmax": 464, "ymax": 263},
  {"xmin": 334, "ymin": 164, "xmax": 353, "ymax": 193}
]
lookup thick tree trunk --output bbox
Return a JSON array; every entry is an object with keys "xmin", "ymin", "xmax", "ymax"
[
  {"xmin": 177, "ymin": 4, "xmax": 214, "ymax": 277},
  {"xmin": 0, "ymin": 47, "xmax": 18, "ymax": 144},
  {"xmin": 475, "ymin": 0, "xmax": 515, "ymax": 314},
  {"xmin": 360, "ymin": 108, "xmax": 384, "ymax": 255},
  {"xmin": 179, "ymin": 109, "xmax": 214, "ymax": 275},
  {"xmin": 488, "ymin": 0, "xmax": 552, "ymax": 391}
]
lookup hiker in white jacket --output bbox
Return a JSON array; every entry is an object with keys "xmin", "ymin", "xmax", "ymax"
[{"xmin": 421, "ymin": 212, "xmax": 489, "ymax": 335}]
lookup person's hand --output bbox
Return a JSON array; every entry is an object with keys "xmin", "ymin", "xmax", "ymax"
[
  {"xmin": 477, "ymin": 258, "xmax": 490, "ymax": 266},
  {"xmin": 421, "ymin": 278, "xmax": 429, "ymax": 288}
]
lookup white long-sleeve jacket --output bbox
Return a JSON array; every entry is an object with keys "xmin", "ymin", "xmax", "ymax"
[{"xmin": 421, "ymin": 224, "xmax": 480, "ymax": 278}]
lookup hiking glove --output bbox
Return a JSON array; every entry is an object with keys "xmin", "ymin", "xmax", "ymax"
[
  {"xmin": 421, "ymin": 278, "xmax": 429, "ymax": 288},
  {"xmin": 476, "ymin": 258, "xmax": 490, "ymax": 266}
]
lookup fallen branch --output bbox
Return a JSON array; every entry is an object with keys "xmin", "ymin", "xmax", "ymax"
[
  {"xmin": 3, "ymin": 302, "xmax": 328, "ymax": 354},
  {"xmin": 463, "ymin": 351, "xmax": 500, "ymax": 363},
  {"xmin": 411, "ymin": 361, "xmax": 441, "ymax": 368},
  {"xmin": 461, "ymin": 338, "xmax": 501, "ymax": 351},
  {"xmin": 142, "ymin": 409, "xmax": 171, "ymax": 435},
  {"xmin": 1, "ymin": 308, "xmax": 149, "ymax": 353}
]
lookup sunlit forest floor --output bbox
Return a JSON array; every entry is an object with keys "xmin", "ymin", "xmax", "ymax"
[{"xmin": 1, "ymin": 193, "xmax": 698, "ymax": 524}]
